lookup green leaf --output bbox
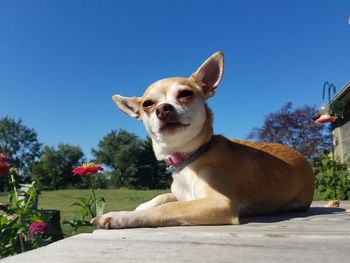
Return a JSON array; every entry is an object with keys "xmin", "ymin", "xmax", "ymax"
[
  {"xmin": 70, "ymin": 202, "xmax": 85, "ymax": 208},
  {"xmin": 0, "ymin": 215, "xmax": 8, "ymax": 225}
]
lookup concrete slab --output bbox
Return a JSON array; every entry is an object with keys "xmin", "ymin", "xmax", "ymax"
[{"xmin": 2, "ymin": 201, "xmax": 350, "ymax": 263}]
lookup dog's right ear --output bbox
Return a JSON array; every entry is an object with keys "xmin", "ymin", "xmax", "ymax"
[
  {"xmin": 112, "ymin": 95, "xmax": 142, "ymax": 120},
  {"xmin": 190, "ymin": 51, "xmax": 224, "ymax": 99}
]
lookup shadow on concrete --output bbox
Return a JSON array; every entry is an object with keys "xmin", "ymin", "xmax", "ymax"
[{"xmin": 240, "ymin": 207, "xmax": 346, "ymax": 224}]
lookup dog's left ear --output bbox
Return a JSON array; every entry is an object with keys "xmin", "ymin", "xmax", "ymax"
[{"xmin": 190, "ymin": 51, "xmax": 224, "ymax": 99}]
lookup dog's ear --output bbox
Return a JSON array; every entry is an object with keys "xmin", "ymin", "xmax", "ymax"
[
  {"xmin": 112, "ymin": 95, "xmax": 142, "ymax": 120},
  {"xmin": 190, "ymin": 51, "xmax": 224, "ymax": 99}
]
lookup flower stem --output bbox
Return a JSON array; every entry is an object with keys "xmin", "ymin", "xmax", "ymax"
[
  {"xmin": 89, "ymin": 176, "xmax": 97, "ymax": 217},
  {"xmin": 23, "ymin": 189, "xmax": 33, "ymax": 213},
  {"xmin": 10, "ymin": 174, "xmax": 18, "ymax": 202},
  {"xmin": 19, "ymin": 233, "xmax": 25, "ymax": 253}
]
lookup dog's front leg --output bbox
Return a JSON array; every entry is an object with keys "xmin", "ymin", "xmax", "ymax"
[
  {"xmin": 135, "ymin": 193, "xmax": 177, "ymax": 211},
  {"xmin": 92, "ymin": 197, "xmax": 238, "ymax": 229}
]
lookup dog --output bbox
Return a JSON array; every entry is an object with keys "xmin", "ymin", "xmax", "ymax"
[{"xmin": 92, "ymin": 51, "xmax": 314, "ymax": 229}]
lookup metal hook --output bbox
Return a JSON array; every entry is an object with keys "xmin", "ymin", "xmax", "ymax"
[
  {"xmin": 322, "ymin": 81, "xmax": 336, "ymax": 103},
  {"xmin": 322, "ymin": 81, "xmax": 330, "ymax": 100}
]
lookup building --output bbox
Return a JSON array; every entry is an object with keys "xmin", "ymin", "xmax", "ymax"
[{"xmin": 331, "ymin": 81, "xmax": 350, "ymax": 163}]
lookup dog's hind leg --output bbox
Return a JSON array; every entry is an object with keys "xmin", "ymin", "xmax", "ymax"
[{"xmin": 278, "ymin": 190, "xmax": 313, "ymax": 213}]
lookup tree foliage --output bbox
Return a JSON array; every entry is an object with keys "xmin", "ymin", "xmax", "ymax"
[
  {"xmin": 92, "ymin": 130, "xmax": 171, "ymax": 189},
  {"xmin": 92, "ymin": 130, "xmax": 141, "ymax": 187},
  {"xmin": 0, "ymin": 118, "xmax": 172, "ymax": 190},
  {"xmin": 247, "ymin": 102, "xmax": 330, "ymax": 160},
  {"xmin": 31, "ymin": 144, "xmax": 85, "ymax": 190},
  {"xmin": 0, "ymin": 117, "xmax": 41, "ymax": 178},
  {"xmin": 128, "ymin": 137, "xmax": 171, "ymax": 189}
]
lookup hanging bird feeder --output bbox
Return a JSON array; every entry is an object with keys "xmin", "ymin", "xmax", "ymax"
[{"xmin": 314, "ymin": 82, "xmax": 345, "ymax": 124}]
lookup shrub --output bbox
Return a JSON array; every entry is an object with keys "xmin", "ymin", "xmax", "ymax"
[{"xmin": 314, "ymin": 152, "xmax": 350, "ymax": 200}]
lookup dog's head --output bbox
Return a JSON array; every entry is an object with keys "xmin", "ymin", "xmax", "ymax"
[{"xmin": 113, "ymin": 51, "xmax": 224, "ymax": 159}]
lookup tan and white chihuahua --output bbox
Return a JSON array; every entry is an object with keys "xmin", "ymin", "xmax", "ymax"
[{"xmin": 92, "ymin": 51, "xmax": 314, "ymax": 229}]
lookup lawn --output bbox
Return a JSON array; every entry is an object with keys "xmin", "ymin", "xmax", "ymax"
[{"xmin": 0, "ymin": 188, "xmax": 168, "ymax": 237}]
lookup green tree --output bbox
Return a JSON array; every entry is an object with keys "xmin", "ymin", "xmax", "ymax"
[
  {"xmin": 92, "ymin": 130, "xmax": 142, "ymax": 187},
  {"xmin": 128, "ymin": 137, "xmax": 171, "ymax": 189},
  {"xmin": 93, "ymin": 131, "xmax": 171, "ymax": 189},
  {"xmin": 0, "ymin": 117, "xmax": 41, "ymax": 179},
  {"xmin": 90, "ymin": 172, "xmax": 109, "ymax": 189},
  {"xmin": 247, "ymin": 102, "xmax": 330, "ymax": 160},
  {"xmin": 31, "ymin": 143, "xmax": 85, "ymax": 189}
]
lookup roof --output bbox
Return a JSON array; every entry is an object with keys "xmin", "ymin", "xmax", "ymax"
[{"xmin": 332, "ymin": 81, "xmax": 350, "ymax": 102}]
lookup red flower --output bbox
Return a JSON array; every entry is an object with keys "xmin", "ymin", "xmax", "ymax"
[
  {"xmin": 0, "ymin": 162, "xmax": 10, "ymax": 176},
  {"xmin": 0, "ymin": 154, "xmax": 10, "ymax": 162},
  {"xmin": 72, "ymin": 162, "xmax": 103, "ymax": 176},
  {"xmin": 29, "ymin": 221, "xmax": 50, "ymax": 234}
]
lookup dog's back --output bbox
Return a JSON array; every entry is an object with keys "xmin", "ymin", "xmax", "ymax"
[{"xmin": 195, "ymin": 136, "xmax": 314, "ymax": 216}]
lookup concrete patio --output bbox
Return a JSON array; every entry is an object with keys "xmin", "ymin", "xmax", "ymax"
[{"xmin": 2, "ymin": 201, "xmax": 350, "ymax": 263}]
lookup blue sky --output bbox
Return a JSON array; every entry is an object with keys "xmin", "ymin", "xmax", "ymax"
[{"xmin": 1, "ymin": 0, "xmax": 349, "ymax": 159}]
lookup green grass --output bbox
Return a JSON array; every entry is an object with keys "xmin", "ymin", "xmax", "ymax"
[{"xmin": 0, "ymin": 188, "xmax": 168, "ymax": 237}]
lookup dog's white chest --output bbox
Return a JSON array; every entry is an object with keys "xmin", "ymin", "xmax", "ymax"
[{"xmin": 171, "ymin": 168, "xmax": 207, "ymax": 201}]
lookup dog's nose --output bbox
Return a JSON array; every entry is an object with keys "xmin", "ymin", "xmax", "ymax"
[{"xmin": 156, "ymin": 103, "xmax": 175, "ymax": 120}]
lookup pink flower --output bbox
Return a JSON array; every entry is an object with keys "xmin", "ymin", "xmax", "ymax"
[
  {"xmin": 0, "ymin": 162, "xmax": 10, "ymax": 176},
  {"xmin": 29, "ymin": 221, "xmax": 50, "ymax": 234},
  {"xmin": 72, "ymin": 162, "xmax": 103, "ymax": 177}
]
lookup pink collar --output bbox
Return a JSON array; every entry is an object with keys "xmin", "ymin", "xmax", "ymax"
[
  {"xmin": 165, "ymin": 152, "xmax": 192, "ymax": 166},
  {"xmin": 164, "ymin": 138, "xmax": 213, "ymax": 173}
]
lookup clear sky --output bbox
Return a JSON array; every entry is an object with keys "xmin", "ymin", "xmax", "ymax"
[{"xmin": 1, "ymin": 0, "xmax": 349, "ymax": 159}]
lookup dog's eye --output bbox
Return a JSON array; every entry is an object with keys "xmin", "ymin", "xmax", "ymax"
[
  {"xmin": 142, "ymin": 100, "xmax": 154, "ymax": 108},
  {"xmin": 178, "ymin": 90, "xmax": 193, "ymax": 99}
]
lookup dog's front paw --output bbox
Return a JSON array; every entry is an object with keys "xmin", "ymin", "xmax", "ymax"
[{"xmin": 91, "ymin": 211, "xmax": 136, "ymax": 229}]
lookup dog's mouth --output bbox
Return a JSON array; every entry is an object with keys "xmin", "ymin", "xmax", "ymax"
[{"xmin": 159, "ymin": 121, "xmax": 190, "ymax": 134}]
